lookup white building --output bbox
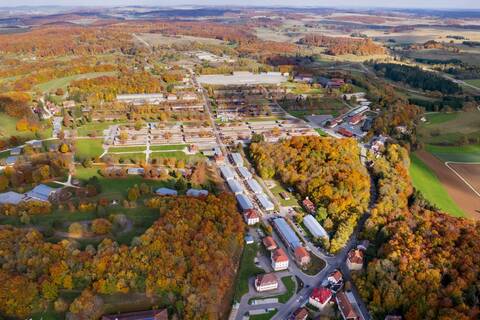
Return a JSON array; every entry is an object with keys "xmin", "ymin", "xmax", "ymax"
[
  {"xmin": 257, "ymin": 193, "xmax": 274, "ymax": 211},
  {"xmin": 271, "ymin": 248, "xmax": 289, "ymax": 271},
  {"xmin": 303, "ymin": 215, "xmax": 329, "ymax": 239},
  {"xmin": 255, "ymin": 273, "xmax": 279, "ymax": 292}
]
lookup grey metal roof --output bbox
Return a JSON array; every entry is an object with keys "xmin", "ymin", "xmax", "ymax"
[
  {"xmin": 303, "ymin": 215, "xmax": 329, "ymax": 239},
  {"xmin": 230, "ymin": 153, "xmax": 243, "ymax": 166},
  {"xmin": 236, "ymin": 193, "xmax": 253, "ymax": 211},
  {"xmin": 25, "ymin": 184, "xmax": 57, "ymax": 202},
  {"xmin": 220, "ymin": 165, "xmax": 235, "ymax": 180},
  {"xmin": 246, "ymin": 179, "xmax": 263, "ymax": 194},
  {"xmin": 238, "ymin": 166, "xmax": 252, "ymax": 180},
  {"xmin": 273, "ymin": 217, "xmax": 301, "ymax": 249},
  {"xmin": 228, "ymin": 179, "xmax": 244, "ymax": 194},
  {"xmin": 5, "ymin": 156, "xmax": 18, "ymax": 165},
  {"xmin": 0, "ymin": 191, "xmax": 25, "ymax": 205},
  {"xmin": 156, "ymin": 188, "xmax": 178, "ymax": 196},
  {"xmin": 186, "ymin": 189, "xmax": 209, "ymax": 197},
  {"xmin": 256, "ymin": 193, "xmax": 274, "ymax": 211}
]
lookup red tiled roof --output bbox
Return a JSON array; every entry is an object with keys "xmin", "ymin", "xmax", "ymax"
[
  {"xmin": 294, "ymin": 246, "xmax": 310, "ymax": 260},
  {"xmin": 329, "ymin": 270, "xmax": 343, "ymax": 282},
  {"xmin": 256, "ymin": 273, "xmax": 278, "ymax": 286},
  {"xmin": 336, "ymin": 292, "xmax": 358, "ymax": 319},
  {"xmin": 348, "ymin": 249, "xmax": 364, "ymax": 265},
  {"xmin": 292, "ymin": 307, "xmax": 308, "ymax": 320},
  {"xmin": 310, "ymin": 287, "xmax": 332, "ymax": 304},
  {"xmin": 337, "ymin": 127, "xmax": 353, "ymax": 137},
  {"xmin": 263, "ymin": 236, "xmax": 277, "ymax": 249},
  {"xmin": 272, "ymin": 248, "xmax": 289, "ymax": 263},
  {"xmin": 245, "ymin": 209, "xmax": 259, "ymax": 220}
]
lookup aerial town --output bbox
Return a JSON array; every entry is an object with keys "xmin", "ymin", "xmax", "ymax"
[{"xmin": 0, "ymin": 3, "xmax": 479, "ymax": 320}]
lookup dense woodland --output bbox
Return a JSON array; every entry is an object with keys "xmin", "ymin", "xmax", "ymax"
[
  {"xmin": 354, "ymin": 144, "xmax": 480, "ymax": 320},
  {"xmin": 249, "ymin": 136, "xmax": 370, "ymax": 253},
  {"xmin": 299, "ymin": 34, "xmax": 385, "ymax": 56},
  {"xmin": 0, "ymin": 194, "xmax": 244, "ymax": 319},
  {"xmin": 372, "ymin": 63, "xmax": 462, "ymax": 94}
]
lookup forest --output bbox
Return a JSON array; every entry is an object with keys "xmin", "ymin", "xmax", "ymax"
[
  {"xmin": 354, "ymin": 144, "xmax": 480, "ymax": 320},
  {"xmin": 372, "ymin": 63, "xmax": 462, "ymax": 94},
  {"xmin": 298, "ymin": 34, "xmax": 385, "ymax": 56},
  {"xmin": 0, "ymin": 194, "xmax": 244, "ymax": 319},
  {"xmin": 249, "ymin": 136, "xmax": 370, "ymax": 253}
]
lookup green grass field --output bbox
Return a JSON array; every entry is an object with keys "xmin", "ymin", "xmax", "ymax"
[
  {"xmin": 465, "ymin": 79, "xmax": 480, "ymax": 87},
  {"xmin": 418, "ymin": 110, "xmax": 480, "ymax": 145},
  {"xmin": 315, "ymin": 128, "xmax": 328, "ymax": 137},
  {"xmin": 36, "ymin": 71, "xmax": 117, "ymax": 93},
  {"xmin": 425, "ymin": 144, "xmax": 480, "ymax": 162},
  {"xmin": 150, "ymin": 144, "xmax": 187, "ymax": 151},
  {"xmin": 75, "ymin": 139, "xmax": 104, "ymax": 159},
  {"xmin": 150, "ymin": 151, "xmax": 203, "ymax": 161},
  {"xmin": 270, "ymin": 184, "xmax": 298, "ymax": 207},
  {"xmin": 109, "ymin": 146, "xmax": 146, "ymax": 153},
  {"xmin": 410, "ymin": 154, "xmax": 466, "ymax": 217},
  {"xmin": 0, "ymin": 113, "xmax": 52, "ymax": 141},
  {"xmin": 233, "ymin": 243, "xmax": 263, "ymax": 302},
  {"xmin": 424, "ymin": 112, "xmax": 459, "ymax": 125},
  {"xmin": 76, "ymin": 121, "xmax": 127, "ymax": 136}
]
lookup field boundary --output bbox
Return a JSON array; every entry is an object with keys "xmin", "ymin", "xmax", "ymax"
[{"xmin": 445, "ymin": 161, "xmax": 480, "ymax": 198}]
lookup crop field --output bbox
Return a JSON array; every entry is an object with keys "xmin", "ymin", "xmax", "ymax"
[
  {"xmin": 447, "ymin": 163, "xmax": 480, "ymax": 197},
  {"xmin": 410, "ymin": 153, "xmax": 466, "ymax": 217},
  {"xmin": 137, "ymin": 33, "xmax": 225, "ymax": 46},
  {"xmin": 404, "ymin": 48, "xmax": 480, "ymax": 66},
  {"xmin": 418, "ymin": 110, "xmax": 480, "ymax": 145},
  {"xmin": 414, "ymin": 151, "xmax": 480, "ymax": 218}
]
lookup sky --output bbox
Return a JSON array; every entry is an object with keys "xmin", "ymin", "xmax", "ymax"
[{"xmin": 0, "ymin": 0, "xmax": 479, "ymax": 9}]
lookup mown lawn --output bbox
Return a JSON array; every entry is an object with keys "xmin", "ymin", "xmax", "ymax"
[
  {"xmin": 75, "ymin": 139, "xmax": 104, "ymax": 159},
  {"xmin": 150, "ymin": 144, "xmax": 187, "ymax": 151},
  {"xmin": 233, "ymin": 243, "xmax": 263, "ymax": 302},
  {"xmin": 270, "ymin": 184, "xmax": 298, "ymax": 207},
  {"xmin": 0, "ymin": 113, "xmax": 37, "ymax": 140},
  {"xmin": 465, "ymin": 79, "xmax": 480, "ymax": 87},
  {"xmin": 109, "ymin": 146, "xmax": 146, "ymax": 153},
  {"xmin": 410, "ymin": 154, "xmax": 466, "ymax": 217}
]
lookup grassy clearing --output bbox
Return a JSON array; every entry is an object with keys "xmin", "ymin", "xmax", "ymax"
[
  {"xmin": 425, "ymin": 112, "xmax": 458, "ymax": 125},
  {"xmin": 270, "ymin": 184, "xmax": 298, "ymax": 207},
  {"xmin": 150, "ymin": 151, "xmax": 204, "ymax": 161},
  {"xmin": 150, "ymin": 144, "xmax": 187, "ymax": 151},
  {"xmin": 76, "ymin": 121, "xmax": 126, "ymax": 136},
  {"xmin": 233, "ymin": 243, "xmax": 264, "ymax": 302},
  {"xmin": 36, "ymin": 71, "xmax": 117, "ymax": 92},
  {"xmin": 109, "ymin": 146, "xmax": 146, "ymax": 153},
  {"xmin": 425, "ymin": 144, "xmax": 480, "ymax": 162},
  {"xmin": 410, "ymin": 154, "xmax": 466, "ymax": 217},
  {"xmin": 75, "ymin": 139, "xmax": 104, "ymax": 159},
  {"xmin": 0, "ymin": 113, "xmax": 37, "ymax": 140}
]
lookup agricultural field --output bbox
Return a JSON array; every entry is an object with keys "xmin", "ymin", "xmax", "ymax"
[
  {"xmin": 410, "ymin": 153, "xmax": 466, "ymax": 218},
  {"xmin": 417, "ymin": 110, "xmax": 480, "ymax": 145},
  {"xmin": 404, "ymin": 47, "xmax": 480, "ymax": 66},
  {"xmin": 136, "ymin": 33, "xmax": 226, "ymax": 46},
  {"xmin": 465, "ymin": 79, "xmax": 480, "ymax": 88}
]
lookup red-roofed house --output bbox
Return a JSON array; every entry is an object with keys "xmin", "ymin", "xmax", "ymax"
[
  {"xmin": 302, "ymin": 198, "xmax": 316, "ymax": 214},
  {"xmin": 327, "ymin": 270, "xmax": 343, "ymax": 284},
  {"xmin": 244, "ymin": 209, "xmax": 260, "ymax": 225},
  {"xmin": 294, "ymin": 246, "xmax": 311, "ymax": 267},
  {"xmin": 349, "ymin": 114, "xmax": 364, "ymax": 125},
  {"xmin": 337, "ymin": 127, "xmax": 354, "ymax": 138},
  {"xmin": 309, "ymin": 286, "xmax": 333, "ymax": 309},
  {"xmin": 262, "ymin": 236, "xmax": 277, "ymax": 251},
  {"xmin": 347, "ymin": 249, "xmax": 364, "ymax": 271},
  {"xmin": 271, "ymin": 248, "xmax": 289, "ymax": 271},
  {"xmin": 255, "ymin": 273, "xmax": 278, "ymax": 292},
  {"xmin": 289, "ymin": 307, "xmax": 309, "ymax": 320},
  {"xmin": 336, "ymin": 292, "xmax": 359, "ymax": 320}
]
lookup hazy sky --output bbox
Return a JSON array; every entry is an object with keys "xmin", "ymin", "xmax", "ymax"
[{"xmin": 1, "ymin": 0, "xmax": 479, "ymax": 9}]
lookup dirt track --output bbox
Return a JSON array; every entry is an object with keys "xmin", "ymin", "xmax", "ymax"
[{"xmin": 416, "ymin": 151, "xmax": 480, "ymax": 219}]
